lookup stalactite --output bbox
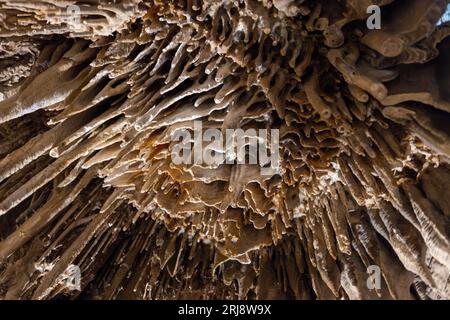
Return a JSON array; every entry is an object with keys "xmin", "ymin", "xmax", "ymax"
[{"xmin": 0, "ymin": 0, "xmax": 449, "ymax": 300}]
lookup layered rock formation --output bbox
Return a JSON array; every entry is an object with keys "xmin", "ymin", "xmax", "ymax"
[{"xmin": 0, "ymin": 0, "xmax": 449, "ymax": 300}]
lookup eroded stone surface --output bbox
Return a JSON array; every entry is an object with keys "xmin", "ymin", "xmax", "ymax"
[{"xmin": 0, "ymin": 0, "xmax": 449, "ymax": 300}]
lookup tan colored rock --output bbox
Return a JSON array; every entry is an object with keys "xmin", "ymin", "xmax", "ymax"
[{"xmin": 0, "ymin": 0, "xmax": 449, "ymax": 300}]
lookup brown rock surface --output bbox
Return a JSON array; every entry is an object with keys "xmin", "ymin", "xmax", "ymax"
[{"xmin": 0, "ymin": 0, "xmax": 449, "ymax": 300}]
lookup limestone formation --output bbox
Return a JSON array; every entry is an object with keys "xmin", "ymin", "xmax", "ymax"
[{"xmin": 0, "ymin": 0, "xmax": 449, "ymax": 300}]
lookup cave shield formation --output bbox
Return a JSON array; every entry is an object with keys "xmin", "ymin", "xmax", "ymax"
[{"xmin": 0, "ymin": 0, "xmax": 449, "ymax": 301}]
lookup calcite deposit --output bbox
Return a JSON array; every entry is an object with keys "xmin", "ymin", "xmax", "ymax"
[{"xmin": 0, "ymin": 0, "xmax": 449, "ymax": 300}]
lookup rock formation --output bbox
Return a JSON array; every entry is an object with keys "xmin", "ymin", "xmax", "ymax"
[{"xmin": 0, "ymin": 0, "xmax": 449, "ymax": 300}]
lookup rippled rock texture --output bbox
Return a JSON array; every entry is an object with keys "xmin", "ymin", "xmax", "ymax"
[{"xmin": 0, "ymin": 0, "xmax": 449, "ymax": 300}]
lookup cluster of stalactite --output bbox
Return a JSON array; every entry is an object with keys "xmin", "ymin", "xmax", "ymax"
[{"xmin": 0, "ymin": 0, "xmax": 449, "ymax": 300}]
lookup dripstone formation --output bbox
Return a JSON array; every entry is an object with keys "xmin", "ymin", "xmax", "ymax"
[{"xmin": 0, "ymin": 0, "xmax": 449, "ymax": 300}]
